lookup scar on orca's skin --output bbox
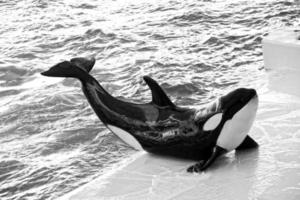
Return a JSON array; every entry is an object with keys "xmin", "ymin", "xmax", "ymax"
[{"xmin": 41, "ymin": 57, "xmax": 259, "ymax": 172}]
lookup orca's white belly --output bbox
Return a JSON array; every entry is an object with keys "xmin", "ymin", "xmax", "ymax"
[{"xmin": 107, "ymin": 125, "xmax": 143, "ymax": 150}]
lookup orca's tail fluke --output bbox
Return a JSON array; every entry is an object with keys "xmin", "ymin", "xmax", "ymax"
[{"xmin": 41, "ymin": 57, "xmax": 95, "ymax": 80}]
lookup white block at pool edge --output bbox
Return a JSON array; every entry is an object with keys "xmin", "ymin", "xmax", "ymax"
[
  {"xmin": 262, "ymin": 30, "xmax": 300, "ymax": 70},
  {"xmin": 263, "ymin": 30, "xmax": 300, "ymax": 96}
]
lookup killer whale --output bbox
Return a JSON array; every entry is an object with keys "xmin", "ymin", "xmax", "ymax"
[{"xmin": 41, "ymin": 57, "xmax": 259, "ymax": 172}]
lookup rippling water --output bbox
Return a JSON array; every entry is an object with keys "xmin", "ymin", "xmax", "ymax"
[{"xmin": 0, "ymin": 0, "xmax": 299, "ymax": 199}]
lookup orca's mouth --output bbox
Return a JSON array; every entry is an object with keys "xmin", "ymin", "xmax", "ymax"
[
  {"xmin": 222, "ymin": 89, "xmax": 257, "ymax": 119},
  {"xmin": 240, "ymin": 90, "xmax": 257, "ymax": 104}
]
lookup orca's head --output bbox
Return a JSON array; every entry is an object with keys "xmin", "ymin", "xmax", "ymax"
[
  {"xmin": 216, "ymin": 88, "xmax": 258, "ymax": 150},
  {"xmin": 196, "ymin": 88, "xmax": 258, "ymax": 151},
  {"xmin": 219, "ymin": 88, "xmax": 258, "ymax": 120}
]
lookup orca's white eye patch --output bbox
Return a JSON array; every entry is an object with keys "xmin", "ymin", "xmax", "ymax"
[{"xmin": 203, "ymin": 113, "xmax": 223, "ymax": 131}]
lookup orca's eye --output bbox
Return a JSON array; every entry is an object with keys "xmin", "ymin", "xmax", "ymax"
[{"xmin": 203, "ymin": 113, "xmax": 223, "ymax": 131}]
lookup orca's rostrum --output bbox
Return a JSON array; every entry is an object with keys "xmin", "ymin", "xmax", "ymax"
[{"xmin": 41, "ymin": 57, "xmax": 259, "ymax": 172}]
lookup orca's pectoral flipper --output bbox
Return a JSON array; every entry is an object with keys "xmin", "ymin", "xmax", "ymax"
[
  {"xmin": 41, "ymin": 57, "xmax": 95, "ymax": 81},
  {"xmin": 236, "ymin": 136, "xmax": 258, "ymax": 150},
  {"xmin": 187, "ymin": 146, "xmax": 227, "ymax": 173},
  {"xmin": 143, "ymin": 76, "xmax": 175, "ymax": 108}
]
